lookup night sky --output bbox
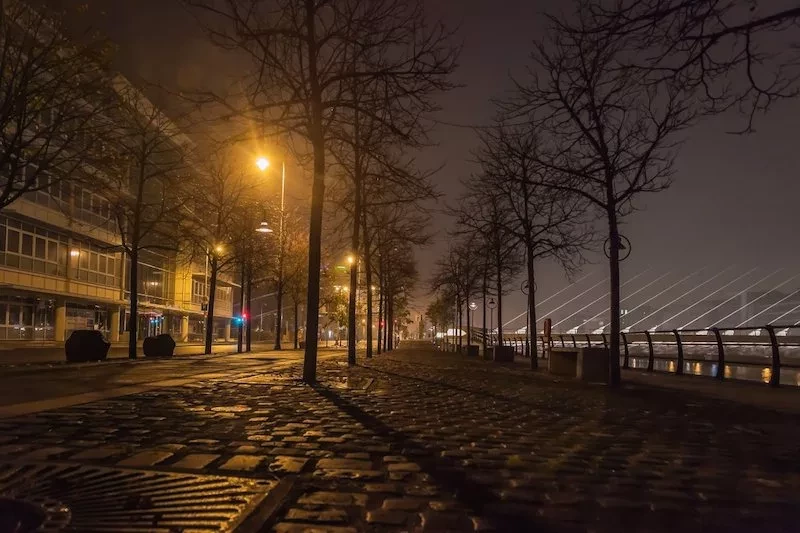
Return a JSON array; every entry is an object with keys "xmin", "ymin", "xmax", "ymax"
[{"xmin": 73, "ymin": 0, "xmax": 800, "ymax": 324}]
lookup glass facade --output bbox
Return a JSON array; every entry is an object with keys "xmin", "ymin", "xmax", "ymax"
[{"xmin": 0, "ymin": 216, "xmax": 120, "ymax": 288}]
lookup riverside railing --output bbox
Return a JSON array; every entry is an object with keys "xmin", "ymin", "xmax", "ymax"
[{"xmin": 467, "ymin": 325, "xmax": 800, "ymax": 387}]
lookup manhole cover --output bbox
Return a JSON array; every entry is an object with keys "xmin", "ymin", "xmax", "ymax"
[{"xmin": 0, "ymin": 462, "xmax": 277, "ymax": 532}]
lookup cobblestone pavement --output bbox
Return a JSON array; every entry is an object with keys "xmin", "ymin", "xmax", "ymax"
[{"xmin": 1, "ymin": 342, "xmax": 799, "ymax": 531}]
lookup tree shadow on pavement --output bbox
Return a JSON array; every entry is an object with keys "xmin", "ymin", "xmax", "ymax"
[{"xmin": 311, "ymin": 384, "xmax": 559, "ymax": 533}]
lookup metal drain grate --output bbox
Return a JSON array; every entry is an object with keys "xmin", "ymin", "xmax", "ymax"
[{"xmin": 0, "ymin": 462, "xmax": 276, "ymax": 532}]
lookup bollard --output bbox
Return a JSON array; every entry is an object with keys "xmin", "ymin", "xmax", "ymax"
[
  {"xmin": 621, "ymin": 332, "xmax": 630, "ymax": 369},
  {"xmin": 672, "ymin": 329, "xmax": 684, "ymax": 375},
  {"xmin": 644, "ymin": 330, "xmax": 654, "ymax": 372},
  {"xmin": 765, "ymin": 325, "xmax": 781, "ymax": 387},
  {"xmin": 711, "ymin": 327, "xmax": 725, "ymax": 381}
]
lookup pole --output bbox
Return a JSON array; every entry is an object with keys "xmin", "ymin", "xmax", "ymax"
[{"xmin": 275, "ymin": 161, "xmax": 286, "ymax": 350}]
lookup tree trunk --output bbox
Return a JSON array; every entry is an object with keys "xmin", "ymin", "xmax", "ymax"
[
  {"xmin": 466, "ymin": 304, "xmax": 471, "ymax": 354},
  {"xmin": 204, "ymin": 257, "xmax": 218, "ymax": 355},
  {"xmin": 245, "ymin": 271, "xmax": 252, "ymax": 353},
  {"xmin": 377, "ymin": 261, "xmax": 383, "ymax": 355},
  {"xmin": 275, "ymin": 277, "xmax": 284, "ymax": 350},
  {"xmin": 302, "ymin": 0, "xmax": 323, "ymax": 384},
  {"xmin": 608, "ymin": 208, "xmax": 622, "ymax": 387},
  {"xmin": 293, "ymin": 298, "xmax": 299, "ymax": 349},
  {"xmin": 362, "ymin": 210, "xmax": 373, "ymax": 359},
  {"xmin": 237, "ymin": 263, "xmax": 244, "ymax": 353},
  {"xmin": 386, "ymin": 283, "xmax": 394, "ymax": 352},
  {"xmin": 456, "ymin": 296, "xmax": 464, "ymax": 353},
  {"xmin": 527, "ymin": 245, "xmax": 538, "ymax": 369},
  {"xmin": 481, "ymin": 266, "xmax": 487, "ymax": 355},
  {"xmin": 127, "ymin": 247, "xmax": 139, "ymax": 359},
  {"xmin": 495, "ymin": 249, "xmax": 504, "ymax": 346}
]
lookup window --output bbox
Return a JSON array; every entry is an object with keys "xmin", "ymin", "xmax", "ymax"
[
  {"xmin": 35, "ymin": 237, "xmax": 46, "ymax": 259},
  {"xmin": 21, "ymin": 234, "xmax": 32, "ymax": 256},
  {"xmin": 7, "ymin": 230, "xmax": 19, "ymax": 253}
]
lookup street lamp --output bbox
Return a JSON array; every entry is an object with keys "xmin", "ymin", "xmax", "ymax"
[
  {"xmin": 256, "ymin": 155, "xmax": 286, "ymax": 350},
  {"xmin": 255, "ymin": 157, "xmax": 270, "ymax": 171},
  {"xmin": 256, "ymin": 222, "xmax": 273, "ymax": 234}
]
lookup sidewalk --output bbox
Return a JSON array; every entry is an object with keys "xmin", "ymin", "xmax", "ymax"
[
  {"xmin": 0, "ymin": 342, "xmax": 797, "ymax": 531},
  {"xmin": 0, "ymin": 340, "xmax": 281, "ymax": 366}
]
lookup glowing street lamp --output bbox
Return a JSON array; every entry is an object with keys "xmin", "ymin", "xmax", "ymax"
[
  {"xmin": 255, "ymin": 157, "xmax": 270, "ymax": 171},
  {"xmin": 256, "ymin": 222, "xmax": 273, "ymax": 234}
]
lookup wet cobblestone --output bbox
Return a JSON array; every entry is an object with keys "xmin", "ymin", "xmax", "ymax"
[{"xmin": 0, "ymin": 344, "xmax": 799, "ymax": 531}]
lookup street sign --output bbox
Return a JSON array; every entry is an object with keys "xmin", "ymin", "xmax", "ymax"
[{"xmin": 487, "ymin": 297, "xmax": 496, "ymax": 310}]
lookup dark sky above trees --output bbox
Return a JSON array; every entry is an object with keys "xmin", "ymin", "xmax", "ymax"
[{"xmin": 70, "ymin": 0, "xmax": 800, "ymax": 316}]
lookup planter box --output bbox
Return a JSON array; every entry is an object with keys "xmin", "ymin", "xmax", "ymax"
[
  {"xmin": 549, "ymin": 347, "xmax": 609, "ymax": 383},
  {"xmin": 492, "ymin": 345, "xmax": 515, "ymax": 363}
]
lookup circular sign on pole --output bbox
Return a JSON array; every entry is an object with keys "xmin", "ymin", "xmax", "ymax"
[
  {"xmin": 603, "ymin": 234, "xmax": 632, "ymax": 261},
  {"xmin": 469, "ymin": 302, "xmax": 477, "ymax": 311},
  {"xmin": 521, "ymin": 280, "xmax": 537, "ymax": 295},
  {"xmin": 487, "ymin": 298, "xmax": 497, "ymax": 310}
]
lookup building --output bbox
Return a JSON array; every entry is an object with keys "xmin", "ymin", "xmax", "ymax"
[{"xmin": 0, "ymin": 78, "xmax": 235, "ymax": 344}]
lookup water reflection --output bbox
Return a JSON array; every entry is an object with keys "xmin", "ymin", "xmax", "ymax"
[{"xmin": 627, "ymin": 357, "xmax": 800, "ymax": 387}]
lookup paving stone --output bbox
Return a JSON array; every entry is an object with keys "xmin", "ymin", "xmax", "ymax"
[
  {"xmin": 419, "ymin": 511, "xmax": 474, "ymax": 532},
  {"xmin": 234, "ymin": 445, "xmax": 260, "ymax": 454},
  {"xmin": 285, "ymin": 508, "xmax": 348, "ymax": 523},
  {"xmin": 219, "ymin": 455, "xmax": 264, "ymax": 471},
  {"xmin": 344, "ymin": 452, "xmax": 370, "ymax": 460},
  {"xmin": 171, "ymin": 453, "xmax": 220, "ymax": 469},
  {"xmin": 117, "ymin": 450, "xmax": 173, "ymax": 467},
  {"xmin": 270, "ymin": 456, "xmax": 308, "ymax": 473},
  {"xmin": 365, "ymin": 483, "xmax": 402, "ymax": 494},
  {"xmin": 382, "ymin": 498, "xmax": 428, "ymax": 511},
  {"xmin": 297, "ymin": 491, "xmax": 368, "ymax": 506},
  {"xmin": 366, "ymin": 509, "xmax": 409, "ymax": 526},
  {"xmin": 316, "ymin": 458, "xmax": 373, "ymax": 470},
  {"xmin": 387, "ymin": 462, "xmax": 422, "ymax": 472}
]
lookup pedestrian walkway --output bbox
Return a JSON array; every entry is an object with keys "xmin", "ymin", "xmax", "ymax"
[{"xmin": 0, "ymin": 342, "xmax": 797, "ymax": 531}]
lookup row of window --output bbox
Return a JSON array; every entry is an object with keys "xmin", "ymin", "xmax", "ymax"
[
  {"xmin": 22, "ymin": 170, "xmax": 115, "ymax": 232},
  {"xmin": 0, "ymin": 216, "xmax": 119, "ymax": 287}
]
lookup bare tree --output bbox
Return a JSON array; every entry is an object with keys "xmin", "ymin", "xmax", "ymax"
[
  {"xmin": 507, "ymin": 4, "xmax": 695, "ymax": 385},
  {"xmin": 576, "ymin": 0, "xmax": 800, "ymax": 132},
  {"xmin": 454, "ymin": 182, "xmax": 523, "ymax": 348},
  {"xmin": 182, "ymin": 0, "xmax": 457, "ymax": 382},
  {"xmin": 477, "ymin": 122, "xmax": 590, "ymax": 367},
  {"xmin": 0, "ymin": 0, "xmax": 111, "ymax": 211},
  {"xmin": 430, "ymin": 239, "xmax": 481, "ymax": 353},
  {"xmin": 186, "ymin": 152, "xmax": 265, "ymax": 355},
  {"xmin": 102, "ymin": 81, "xmax": 195, "ymax": 359}
]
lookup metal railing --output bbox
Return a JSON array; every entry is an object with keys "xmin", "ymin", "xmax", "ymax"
[{"xmin": 465, "ymin": 325, "xmax": 800, "ymax": 388}]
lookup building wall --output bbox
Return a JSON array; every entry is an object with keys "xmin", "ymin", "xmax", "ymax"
[{"xmin": 0, "ymin": 196, "xmax": 234, "ymax": 344}]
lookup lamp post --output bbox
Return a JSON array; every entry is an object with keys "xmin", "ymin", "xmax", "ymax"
[
  {"xmin": 487, "ymin": 297, "xmax": 497, "ymax": 347},
  {"xmin": 256, "ymin": 156, "xmax": 286, "ymax": 350}
]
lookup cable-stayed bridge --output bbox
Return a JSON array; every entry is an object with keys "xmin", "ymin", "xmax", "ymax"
[{"xmin": 502, "ymin": 267, "xmax": 800, "ymax": 336}]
